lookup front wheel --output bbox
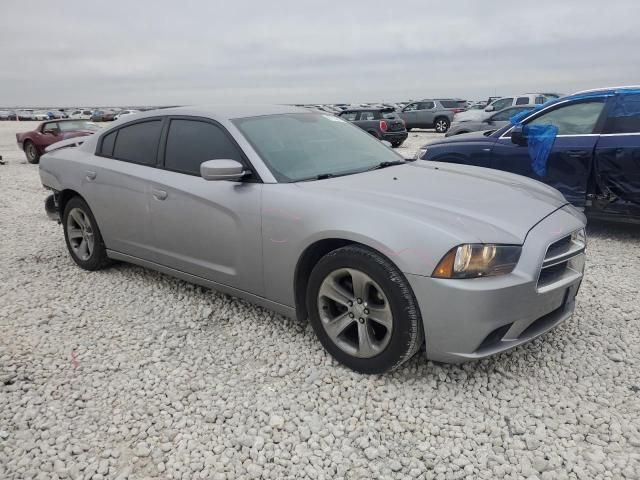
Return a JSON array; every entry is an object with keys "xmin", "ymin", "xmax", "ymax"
[
  {"xmin": 434, "ymin": 118, "xmax": 450, "ymax": 133},
  {"xmin": 24, "ymin": 141, "xmax": 40, "ymax": 164},
  {"xmin": 62, "ymin": 196, "xmax": 111, "ymax": 271},
  {"xmin": 306, "ymin": 245, "xmax": 424, "ymax": 374}
]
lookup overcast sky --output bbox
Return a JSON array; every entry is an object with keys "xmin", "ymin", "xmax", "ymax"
[{"xmin": 1, "ymin": 0, "xmax": 639, "ymax": 107}]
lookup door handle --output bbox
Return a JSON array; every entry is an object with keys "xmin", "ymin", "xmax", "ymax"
[
  {"xmin": 85, "ymin": 171, "xmax": 96, "ymax": 181},
  {"xmin": 566, "ymin": 150, "xmax": 589, "ymax": 158},
  {"xmin": 152, "ymin": 189, "xmax": 168, "ymax": 201}
]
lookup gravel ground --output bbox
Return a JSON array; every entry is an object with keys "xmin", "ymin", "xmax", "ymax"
[{"xmin": 1, "ymin": 121, "xmax": 639, "ymax": 480}]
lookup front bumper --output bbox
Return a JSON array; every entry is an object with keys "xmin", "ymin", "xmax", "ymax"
[{"xmin": 407, "ymin": 205, "xmax": 586, "ymax": 363}]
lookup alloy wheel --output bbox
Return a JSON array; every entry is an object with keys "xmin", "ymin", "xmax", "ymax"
[
  {"xmin": 66, "ymin": 207, "xmax": 95, "ymax": 261},
  {"xmin": 435, "ymin": 120, "xmax": 448, "ymax": 133},
  {"xmin": 317, "ymin": 268, "xmax": 393, "ymax": 358}
]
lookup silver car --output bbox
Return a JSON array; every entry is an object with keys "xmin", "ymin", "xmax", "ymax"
[{"xmin": 39, "ymin": 105, "xmax": 587, "ymax": 373}]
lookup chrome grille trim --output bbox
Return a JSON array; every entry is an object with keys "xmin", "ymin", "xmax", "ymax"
[{"xmin": 537, "ymin": 230, "xmax": 586, "ymax": 293}]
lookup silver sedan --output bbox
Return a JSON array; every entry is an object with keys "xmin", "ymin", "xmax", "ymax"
[{"xmin": 39, "ymin": 105, "xmax": 587, "ymax": 373}]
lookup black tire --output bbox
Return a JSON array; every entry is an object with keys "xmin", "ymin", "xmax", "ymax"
[
  {"xmin": 406, "ymin": 127, "xmax": 412, "ymax": 132},
  {"xmin": 62, "ymin": 196, "xmax": 111, "ymax": 271},
  {"xmin": 434, "ymin": 117, "xmax": 450, "ymax": 133},
  {"xmin": 306, "ymin": 245, "xmax": 424, "ymax": 374},
  {"xmin": 24, "ymin": 141, "xmax": 40, "ymax": 164},
  {"xmin": 391, "ymin": 141, "xmax": 403, "ymax": 148}
]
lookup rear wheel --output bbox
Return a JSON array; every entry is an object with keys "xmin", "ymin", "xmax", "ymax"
[
  {"xmin": 24, "ymin": 141, "xmax": 40, "ymax": 164},
  {"xmin": 434, "ymin": 117, "xmax": 450, "ymax": 133},
  {"xmin": 306, "ymin": 245, "xmax": 424, "ymax": 374},
  {"xmin": 391, "ymin": 140, "xmax": 403, "ymax": 148},
  {"xmin": 62, "ymin": 197, "xmax": 111, "ymax": 271}
]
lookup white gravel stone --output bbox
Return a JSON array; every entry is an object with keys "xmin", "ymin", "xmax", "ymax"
[{"xmin": 0, "ymin": 122, "xmax": 639, "ymax": 479}]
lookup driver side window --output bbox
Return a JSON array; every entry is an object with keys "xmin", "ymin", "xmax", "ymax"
[
  {"xmin": 527, "ymin": 100, "xmax": 605, "ymax": 135},
  {"xmin": 404, "ymin": 103, "xmax": 419, "ymax": 112},
  {"xmin": 492, "ymin": 98, "xmax": 513, "ymax": 111}
]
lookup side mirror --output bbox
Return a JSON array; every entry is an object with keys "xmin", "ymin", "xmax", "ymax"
[
  {"xmin": 484, "ymin": 105, "xmax": 495, "ymax": 112},
  {"xmin": 381, "ymin": 140, "xmax": 392, "ymax": 148},
  {"xmin": 511, "ymin": 125, "xmax": 527, "ymax": 145},
  {"xmin": 200, "ymin": 159, "xmax": 247, "ymax": 181}
]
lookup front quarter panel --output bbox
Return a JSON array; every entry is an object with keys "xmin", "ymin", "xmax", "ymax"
[
  {"xmin": 261, "ymin": 184, "xmax": 468, "ymax": 308},
  {"xmin": 424, "ymin": 136, "xmax": 497, "ymax": 168}
]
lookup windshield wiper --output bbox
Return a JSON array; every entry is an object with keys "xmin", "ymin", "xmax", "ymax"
[
  {"xmin": 364, "ymin": 160, "xmax": 406, "ymax": 172},
  {"xmin": 297, "ymin": 172, "xmax": 337, "ymax": 182}
]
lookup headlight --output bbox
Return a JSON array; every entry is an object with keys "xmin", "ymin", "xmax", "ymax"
[
  {"xmin": 432, "ymin": 244, "xmax": 522, "ymax": 279},
  {"xmin": 414, "ymin": 147, "xmax": 427, "ymax": 160}
]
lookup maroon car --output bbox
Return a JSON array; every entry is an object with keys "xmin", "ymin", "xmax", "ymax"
[{"xmin": 16, "ymin": 119, "xmax": 100, "ymax": 164}]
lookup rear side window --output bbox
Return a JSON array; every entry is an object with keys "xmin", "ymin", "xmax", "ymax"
[
  {"xmin": 604, "ymin": 94, "xmax": 640, "ymax": 134},
  {"xmin": 515, "ymin": 97, "xmax": 530, "ymax": 105},
  {"xmin": 358, "ymin": 111, "xmax": 376, "ymax": 121},
  {"xmin": 111, "ymin": 120, "xmax": 162, "ymax": 165},
  {"xmin": 164, "ymin": 119, "xmax": 244, "ymax": 176},
  {"xmin": 340, "ymin": 112, "xmax": 357, "ymax": 121},
  {"xmin": 535, "ymin": 96, "xmax": 546, "ymax": 104},
  {"xmin": 440, "ymin": 100, "xmax": 466, "ymax": 109},
  {"xmin": 100, "ymin": 130, "xmax": 117, "ymax": 156}
]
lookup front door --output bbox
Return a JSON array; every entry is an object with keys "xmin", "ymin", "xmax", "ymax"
[
  {"xmin": 491, "ymin": 98, "xmax": 606, "ymax": 208},
  {"xmin": 147, "ymin": 117, "xmax": 264, "ymax": 294}
]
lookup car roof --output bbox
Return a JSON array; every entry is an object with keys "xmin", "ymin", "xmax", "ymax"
[
  {"xmin": 573, "ymin": 85, "xmax": 640, "ymax": 95},
  {"xmin": 136, "ymin": 104, "xmax": 309, "ymax": 120},
  {"xmin": 341, "ymin": 107, "xmax": 394, "ymax": 113}
]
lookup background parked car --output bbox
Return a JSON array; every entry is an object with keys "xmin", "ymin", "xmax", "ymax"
[
  {"xmin": 0, "ymin": 110, "xmax": 17, "ymax": 120},
  {"xmin": 16, "ymin": 119, "xmax": 100, "ymax": 164},
  {"xmin": 91, "ymin": 110, "xmax": 117, "ymax": 122},
  {"xmin": 339, "ymin": 107, "xmax": 408, "ymax": 147},
  {"xmin": 446, "ymin": 105, "xmax": 535, "ymax": 137},
  {"xmin": 69, "ymin": 109, "xmax": 93, "ymax": 119},
  {"xmin": 398, "ymin": 99, "xmax": 467, "ymax": 133},
  {"xmin": 114, "ymin": 109, "xmax": 141, "ymax": 120},
  {"xmin": 417, "ymin": 87, "xmax": 640, "ymax": 223}
]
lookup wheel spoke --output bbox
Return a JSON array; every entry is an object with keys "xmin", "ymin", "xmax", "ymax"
[
  {"xmin": 347, "ymin": 269, "xmax": 370, "ymax": 302},
  {"xmin": 77, "ymin": 239, "xmax": 89, "ymax": 259},
  {"xmin": 70, "ymin": 210, "xmax": 85, "ymax": 229},
  {"xmin": 367, "ymin": 303, "xmax": 393, "ymax": 329},
  {"xmin": 357, "ymin": 322, "xmax": 377, "ymax": 357},
  {"xmin": 68, "ymin": 227, "xmax": 83, "ymax": 239},
  {"xmin": 324, "ymin": 312, "xmax": 355, "ymax": 339},
  {"xmin": 319, "ymin": 278, "xmax": 353, "ymax": 307}
]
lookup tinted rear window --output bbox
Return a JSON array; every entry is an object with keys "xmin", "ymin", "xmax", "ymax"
[
  {"xmin": 100, "ymin": 130, "xmax": 117, "ymax": 156},
  {"xmin": 112, "ymin": 120, "xmax": 162, "ymax": 165},
  {"xmin": 604, "ymin": 94, "xmax": 640, "ymax": 134},
  {"xmin": 440, "ymin": 100, "xmax": 466, "ymax": 108}
]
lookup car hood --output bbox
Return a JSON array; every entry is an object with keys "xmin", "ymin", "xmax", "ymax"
[
  {"xmin": 431, "ymin": 129, "xmax": 497, "ymax": 145},
  {"xmin": 297, "ymin": 162, "xmax": 568, "ymax": 244}
]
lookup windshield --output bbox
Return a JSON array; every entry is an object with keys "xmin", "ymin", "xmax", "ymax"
[
  {"xmin": 59, "ymin": 120, "xmax": 100, "ymax": 132},
  {"xmin": 233, "ymin": 113, "xmax": 403, "ymax": 182}
]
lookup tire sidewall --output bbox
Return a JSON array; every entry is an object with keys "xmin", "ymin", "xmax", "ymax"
[
  {"xmin": 435, "ymin": 118, "xmax": 450, "ymax": 133},
  {"xmin": 306, "ymin": 246, "xmax": 423, "ymax": 374},
  {"xmin": 62, "ymin": 197, "xmax": 108, "ymax": 271},
  {"xmin": 25, "ymin": 142, "xmax": 40, "ymax": 164}
]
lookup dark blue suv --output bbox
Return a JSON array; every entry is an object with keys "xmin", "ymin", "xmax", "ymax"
[{"xmin": 417, "ymin": 87, "xmax": 640, "ymax": 222}]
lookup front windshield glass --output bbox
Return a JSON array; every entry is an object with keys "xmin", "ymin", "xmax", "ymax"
[
  {"xmin": 233, "ymin": 113, "xmax": 403, "ymax": 182},
  {"xmin": 59, "ymin": 120, "xmax": 100, "ymax": 132}
]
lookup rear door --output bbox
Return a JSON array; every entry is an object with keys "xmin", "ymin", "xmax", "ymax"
[
  {"xmin": 594, "ymin": 93, "xmax": 640, "ymax": 218},
  {"xmin": 86, "ymin": 118, "xmax": 163, "ymax": 259},
  {"xmin": 146, "ymin": 116, "xmax": 263, "ymax": 294},
  {"xmin": 490, "ymin": 98, "xmax": 607, "ymax": 207}
]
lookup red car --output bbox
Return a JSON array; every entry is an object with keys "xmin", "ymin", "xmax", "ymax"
[{"xmin": 16, "ymin": 119, "xmax": 100, "ymax": 164}]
